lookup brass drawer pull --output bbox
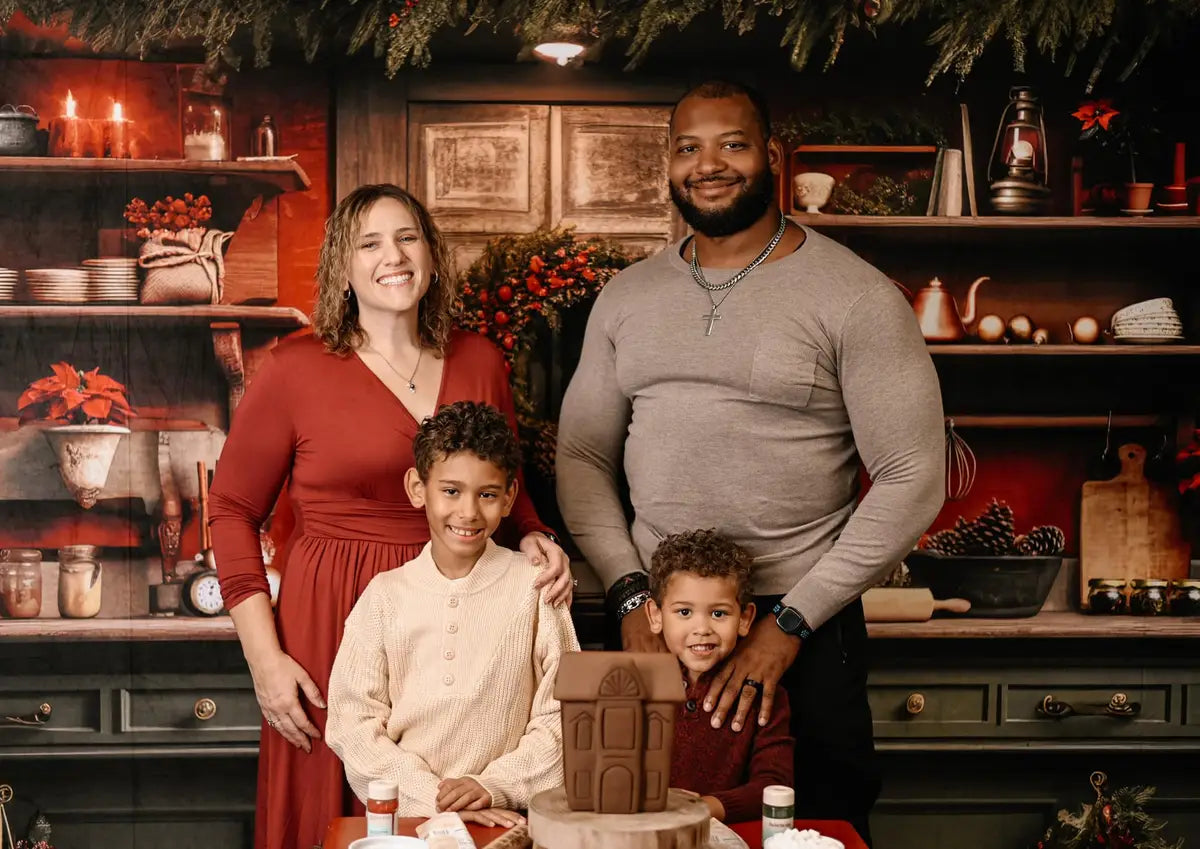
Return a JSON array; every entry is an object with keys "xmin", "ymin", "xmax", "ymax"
[
  {"xmin": 905, "ymin": 693, "xmax": 926, "ymax": 715},
  {"xmin": 3, "ymin": 702, "xmax": 52, "ymax": 727},
  {"xmin": 1038, "ymin": 693, "xmax": 1139, "ymax": 719},
  {"xmin": 193, "ymin": 697, "xmax": 218, "ymax": 721}
]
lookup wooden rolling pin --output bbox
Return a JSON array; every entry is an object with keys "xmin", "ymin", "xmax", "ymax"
[{"xmin": 862, "ymin": 587, "xmax": 971, "ymax": 622}]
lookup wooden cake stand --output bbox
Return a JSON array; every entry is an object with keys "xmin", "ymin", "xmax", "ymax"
[{"xmin": 529, "ymin": 787, "xmax": 711, "ymax": 849}]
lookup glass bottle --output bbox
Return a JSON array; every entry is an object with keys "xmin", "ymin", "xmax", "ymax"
[
  {"xmin": 251, "ymin": 115, "xmax": 278, "ymax": 157},
  {"xmin": 366, "ymin": 780, "xmax": 398, "ymax": 836},
  {"xmin": 0, "ymin": 549, "xmax": 44, "ymax": 619},
  {"xmin": 1129, "ymin": 579, "xmax": 1169, "ymax": 616}
]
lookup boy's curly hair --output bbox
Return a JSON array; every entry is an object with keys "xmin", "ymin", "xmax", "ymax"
[
  {"xmin": 413, "ymin": 400, "xmax": 522, "ymax": 484},
  {"xmin": 649, "ymin": 528, "xmax": 753, "ymax": 606}
]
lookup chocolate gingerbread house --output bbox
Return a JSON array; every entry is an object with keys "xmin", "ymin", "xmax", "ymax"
[{"xmin": 554, "ymin": 651, "xmax": 685, "ymax": 814}]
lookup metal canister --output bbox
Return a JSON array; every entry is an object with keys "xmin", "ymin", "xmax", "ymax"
[{"xmin": 251, "ymin": 115, "xmax": 278, "ymax": 157}]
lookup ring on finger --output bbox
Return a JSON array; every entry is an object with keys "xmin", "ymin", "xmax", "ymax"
[
  {"xmin": 266, "ymin": 716, "xmax": 277, "ymax": 728},
  {"xmin": 743, "ymin": 678, "xmax": 765, "ymax": 693}
]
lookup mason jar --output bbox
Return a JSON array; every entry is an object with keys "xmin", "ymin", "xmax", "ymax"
[
  {"xmin": 1168, "ymin": 579, "xmax": 1200, "ymax": 616},
  {"xmin": 0, "ymin": 549, "xmax": 44, "ymax": 618},
  {"xmin": 1086, "ymin": 578, "xmax": 1126, "ymax": 614},
  {"xmin": 1129, "ymin": 579, "xmax": 1169, "ymax": 616}
]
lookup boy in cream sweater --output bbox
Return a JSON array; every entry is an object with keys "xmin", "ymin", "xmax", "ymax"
[{"xmin": 326, "ymin": 401, "xmax": 580, "ymax": 827}]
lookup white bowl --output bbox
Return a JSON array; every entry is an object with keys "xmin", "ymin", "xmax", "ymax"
[{"xmin": 348, "ymin": 837, "xmax": 427, "ymax": 849}]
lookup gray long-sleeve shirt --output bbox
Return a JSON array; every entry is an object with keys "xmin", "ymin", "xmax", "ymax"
[{"xmin": 555, "ymin": 226, "xmax": 945, "ymax": 630}]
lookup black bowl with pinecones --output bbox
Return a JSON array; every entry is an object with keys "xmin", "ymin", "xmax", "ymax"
[{"xmin": 907, "ymin": 500, "xmax": 1065, "ymax": 618}]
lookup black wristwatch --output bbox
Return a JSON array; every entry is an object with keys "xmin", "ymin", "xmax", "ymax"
[{"xmin": 772, "ymin": 602, "xmax": 814, "ymax": 640}]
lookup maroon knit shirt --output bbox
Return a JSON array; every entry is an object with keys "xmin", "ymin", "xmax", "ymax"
[{"xmin": 669, "ymin": 669, "xmax": 795, "ymax": 823}]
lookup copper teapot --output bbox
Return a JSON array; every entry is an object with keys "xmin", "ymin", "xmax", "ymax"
[{"xmin": 912, "ymin": 276, "xmax": 991, "ymax": 342}]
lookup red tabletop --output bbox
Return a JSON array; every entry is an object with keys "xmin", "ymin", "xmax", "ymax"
[{"xmin": 323, "ymin": 815, "xmax": 867, "ymax": 849}]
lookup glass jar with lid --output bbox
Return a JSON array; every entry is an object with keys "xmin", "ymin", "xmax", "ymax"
[
  {"xmin": 0, "ymin": 549, "xmax": 44, "ymax": 619},
  {"xmin": 1168, "ymin": 579, "xmax": 1200, "ymax": 616},
  {"xmin": 1086, "ymin": 578, "xmax": 1127, "ymax": 614},
  {"xmin": 58, "ymin": 544, "xmax": 103, "ymax": 619},
  {"xmin": 1129, "ymin": 579, "xmax": 1170, "ymax": 616}
]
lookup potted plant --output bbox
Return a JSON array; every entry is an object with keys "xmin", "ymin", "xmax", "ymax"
[
  {"xmin": 123, "ymin": 192, "xmax": 232, "ymax": 304},
  {"xmin": 17, "ymin": 362, "xmax": 136, "ymax": 509},
  {"xmin": 1072, "ymin": 98, "xmax": 1160, "ymax": 213}
]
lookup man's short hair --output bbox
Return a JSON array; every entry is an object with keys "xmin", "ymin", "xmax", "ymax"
[{"xmin": 671, "ymin": 79, "xmax": 773, "ymax": 141}]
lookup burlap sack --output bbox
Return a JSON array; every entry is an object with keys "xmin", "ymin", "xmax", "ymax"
[{"xmin": 138, "ymin": 228, "xmax": 233, "ymax": 305}]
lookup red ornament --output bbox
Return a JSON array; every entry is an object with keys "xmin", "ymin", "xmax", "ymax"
[
  {"xmin": 479, "ymin": 290, "xmax": 489, "ymax": 303},
  {"xmin": 503, "ymin": 334, "xmax": 515, "ymax": 350},
  {"xmin": 494, "ymin": 310, "xmax": 510, "ymax": 325},
  {"xmin": 388, "ymin": 12, "xmax": 401, "ymax": 26},
  {"xmin": 497, "ymin": 285, "xmax": 513, "ymax": 302},
  {"xmin": 1102, "ymin": 804, "xmax": 1113, "ymax": 825}
]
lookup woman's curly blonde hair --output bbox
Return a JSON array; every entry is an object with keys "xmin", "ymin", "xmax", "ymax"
[{"xmin": 312, "ymin": 184, "xmax": 455, "ymax": 355}]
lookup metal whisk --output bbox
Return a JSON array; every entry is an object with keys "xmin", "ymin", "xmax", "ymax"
[{"xmin": 945, "ymin": 417, "xmax": 977, "ymax": 501}]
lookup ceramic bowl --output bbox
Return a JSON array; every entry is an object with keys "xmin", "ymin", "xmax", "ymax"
[
  {"xmin": 348, "ymin": 837, "xmax": 428, "ymax": 849},
  {"xmin": 793, "ymin": 172, "xmax": 835, "ymax": 213},
  {"xmin": 904, "ymin": 552, "xmax": 1063, "ymax": 618}
]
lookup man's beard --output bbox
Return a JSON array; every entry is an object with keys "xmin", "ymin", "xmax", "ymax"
[{"xmin": 669, "ymin": 168, "xmax": 775, "ymax": 238}]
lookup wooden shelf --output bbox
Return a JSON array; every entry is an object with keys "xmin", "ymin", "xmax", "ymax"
[
  {"xmin": 929, "ymin": 343, "xmax": 1200, "ymax": 356},
  {"xmin": 0, "ymin": 304, "xmax": 309, "ymax": 328},
  {"xmin": 0, "ymin": 157, "xmax": 311, "ymax": 193},
  {"xmin": 793, "ymin": 145, "xmax": 939, "ymax": 154},
  {"xmin": 790, "ymin": 213, "xmax": 1200, "ymax": 230},
  {"xmin": 945, "ymin": 415, "xmax": 1160, "ymax": 429},
  {"xmin": 0, "ymin": 616, "xmax": 239, "ymax": 641},
  {"xmin": 868, "ymin": 611, "xmax": 1200, "ymax": 639}
]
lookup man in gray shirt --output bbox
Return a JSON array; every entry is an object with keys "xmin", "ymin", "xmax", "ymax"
[{"xmin": 556, "ymin": 80, "xmax": 945, "ymax": 842}]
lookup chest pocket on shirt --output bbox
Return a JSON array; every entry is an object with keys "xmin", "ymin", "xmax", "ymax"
[{"xmin": 749, "ymin": 336, "xmax": 817, "ymax": 409}]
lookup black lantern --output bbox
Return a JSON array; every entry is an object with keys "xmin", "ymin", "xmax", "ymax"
[{"xmin": 987, "ymin": 86, "xmax": 1051, "ymax": 214}]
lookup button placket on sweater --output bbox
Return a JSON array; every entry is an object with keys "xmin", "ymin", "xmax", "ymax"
[{"xmin": 441, "ymin": 592, "xmax": 461, "ymax": 688}]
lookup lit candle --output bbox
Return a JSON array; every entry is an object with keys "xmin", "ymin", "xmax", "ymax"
[
  {"xmin": 49, "ymin": 89, "xmax": 86, "ymax": 157},
  {"xmin": 104, "ymin": 100, "xmax": 130, "ymax": 158}
]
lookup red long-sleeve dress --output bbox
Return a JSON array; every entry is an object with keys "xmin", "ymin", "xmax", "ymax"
[{"xmin": 209, "ymin": 330, "xmax": 550, "ymax": 849}]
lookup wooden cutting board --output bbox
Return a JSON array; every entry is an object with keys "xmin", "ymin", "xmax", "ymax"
[{"xmin": 1079, "ymin": 442, "xmax": 1191, "ymax": 608}]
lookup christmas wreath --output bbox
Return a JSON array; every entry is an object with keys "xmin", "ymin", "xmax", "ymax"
[
  {"xmin": 1031, "ymin": 771, "xmax": 1182, "ymax": 849},
  {"xmin": 454, "ymin": 226, "xmax": 639, "ymax": 476}
]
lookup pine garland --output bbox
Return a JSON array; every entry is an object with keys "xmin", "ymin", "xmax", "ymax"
[
  {"xmin": 1033, "ymin": 772, "xmax": 1183, "ymax": 849},
  {"xmin": 1, "ymin": 0, "xmax": 1195, "ymax": 87}
]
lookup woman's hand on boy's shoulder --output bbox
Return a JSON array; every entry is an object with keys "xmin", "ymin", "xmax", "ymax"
[
  {"xmin": 520, "ymin": 532, "xmax": 574, "ymax": 607},
  {"xmin": 435, "ymin": 776, "xmax": 491, "ymax": 814}
]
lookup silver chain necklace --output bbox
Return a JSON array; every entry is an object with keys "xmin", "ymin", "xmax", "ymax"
[
  {"xmin": 364, "ymin": 345, "xmax": 423, "ymax": 393},
  {"xmin": 690, "ymin": 214, "xmax": 787, "ymax": 336}
]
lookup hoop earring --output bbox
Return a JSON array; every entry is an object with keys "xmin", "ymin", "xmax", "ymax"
[
  {"xmin": 431, "ymin": 272, "xmax": 439, "ymax": 285},
  {"xmin": 343, "ymin": 288, "xmax": 351, "ymax": 301}
]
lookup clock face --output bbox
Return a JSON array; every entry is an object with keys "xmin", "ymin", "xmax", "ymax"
[{"xmin": 187, "ymin": 572, "xmax": 225, "ymax": 616}]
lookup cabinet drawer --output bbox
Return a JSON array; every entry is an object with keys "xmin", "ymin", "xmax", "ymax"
[
  {"xmin": 870, "ymin": 684, "xmax": 991, "ymax": 737},
  {"xmin": 0, "ymin": 688, "xmax": 103, "ymax": 735},
  {"xmin": 120, "ymin": 687, "xmax": 261, "ymax": 734},
  {"xmin": 1003, "ymin": 684, "xmax": 1173, "ymax": 735},
  {"xmin": 1186, "ymin": 686, "xmax": 1200, "ymax": 727}
]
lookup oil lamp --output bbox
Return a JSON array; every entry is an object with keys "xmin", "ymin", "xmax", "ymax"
[{"xmin": 987, "ymin": 85, "xmax": 1051, "ymax": 214}]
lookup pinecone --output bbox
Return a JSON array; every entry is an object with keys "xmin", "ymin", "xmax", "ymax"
[
  {"xmin": 970, "ymin": 499, "xmax": 1016, "ymax": 555},
  {"xmin": 1016, "ymin": 525, "xmax": 1065, "ymax": 556},
  {"xmin": 922, "ymin": 528, "xmax": 966, "ymax": 555}
]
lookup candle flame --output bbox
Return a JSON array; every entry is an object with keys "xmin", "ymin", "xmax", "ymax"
[
  {"xmin": 112, "ymin": 101, "xmax": 123, "ymax": 121},
  {"xmin": 65, "ymin": 89, "xmax": 76, "ymax": 118}
]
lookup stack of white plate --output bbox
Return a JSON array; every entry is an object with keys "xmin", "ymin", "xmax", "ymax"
[
  {"xmin": 0, "ymin": 267, "xmax": 16, "ymax": 301},
  {"xmin": 83, "ymin": 257, "xmax": 140, "ymax": 303},
  {"xmin": 1112, "ymin": 297, "xmax": 1184, "ymax": 343},
  {"xmin": 25, "ymin": 267, "xmax": 90, "ymax": 303}
]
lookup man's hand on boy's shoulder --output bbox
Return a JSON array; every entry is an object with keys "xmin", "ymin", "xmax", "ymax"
[
  {"xmin": 620, "ymin": 606, "xmax": 668, "ymax": 653},
  {"xmin": 704, "ymin": 617, "xmax": 801, "ymax": 734},
  {"xmin": 435, "ymin": 776, "xmax": 491, "ymax": 813}
]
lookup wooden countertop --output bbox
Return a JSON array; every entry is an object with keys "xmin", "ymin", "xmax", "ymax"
[{"xmin": 2, "ymin": 611, "xmax": 1200, "ymax": 641}]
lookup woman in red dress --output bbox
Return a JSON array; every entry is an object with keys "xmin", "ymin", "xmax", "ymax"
[{"xmin": 209, "ymin": 184, "xmax": 574, "ymax": 849}]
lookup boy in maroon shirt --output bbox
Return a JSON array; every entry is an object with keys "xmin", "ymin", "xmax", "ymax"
[{"xmin": 645, "ymin": 529, "xmax": 795, "ymax": 823}]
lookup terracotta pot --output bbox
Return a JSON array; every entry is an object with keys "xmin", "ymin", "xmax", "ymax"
[
  {"xmin": 42, "ymin": 424, "xmax": 129, "ymax": 509},
  {"xmin": 1122, "ymin": 182, "xmax": 1154, "ymax": 212}
]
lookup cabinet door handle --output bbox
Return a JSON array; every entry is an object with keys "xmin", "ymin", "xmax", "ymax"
[
  {"xmin": 1038, "ymin": 693, "xmax": 1140, "ymax": 719},
  {"xmin": 3, "ymin": 702, "xmax": 52, "ymax": 727},
  {"xmin": 905, "ymin": 693, "xmax": 926, "ymax": 715},
  {"xmin": 193, "ymin": 697, "xmax": 218, "ymax": 721}
]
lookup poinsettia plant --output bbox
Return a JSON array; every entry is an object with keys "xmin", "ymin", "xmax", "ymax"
[{"xmin": 17, "ymin": 362, "xmax": 136, "ymax": 426}]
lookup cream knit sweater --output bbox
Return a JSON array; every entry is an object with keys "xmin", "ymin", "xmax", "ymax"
[{"xmin": 326, "ymin": 540, "xmax": 580, "ymax": 815}]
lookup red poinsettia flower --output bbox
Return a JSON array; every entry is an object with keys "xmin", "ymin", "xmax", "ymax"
[
  {"xmin": 1072, "ymin": 100, "xmax": 1120, "ymax": 132},
  {"xmin": 17, "ymin": 362, "xmax": 136, "ymax": 426}
]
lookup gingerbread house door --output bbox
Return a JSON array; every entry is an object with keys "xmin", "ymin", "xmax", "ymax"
[{"xmin": 593, "ymin": 664, "xmax": 646, "ymax": 813}]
